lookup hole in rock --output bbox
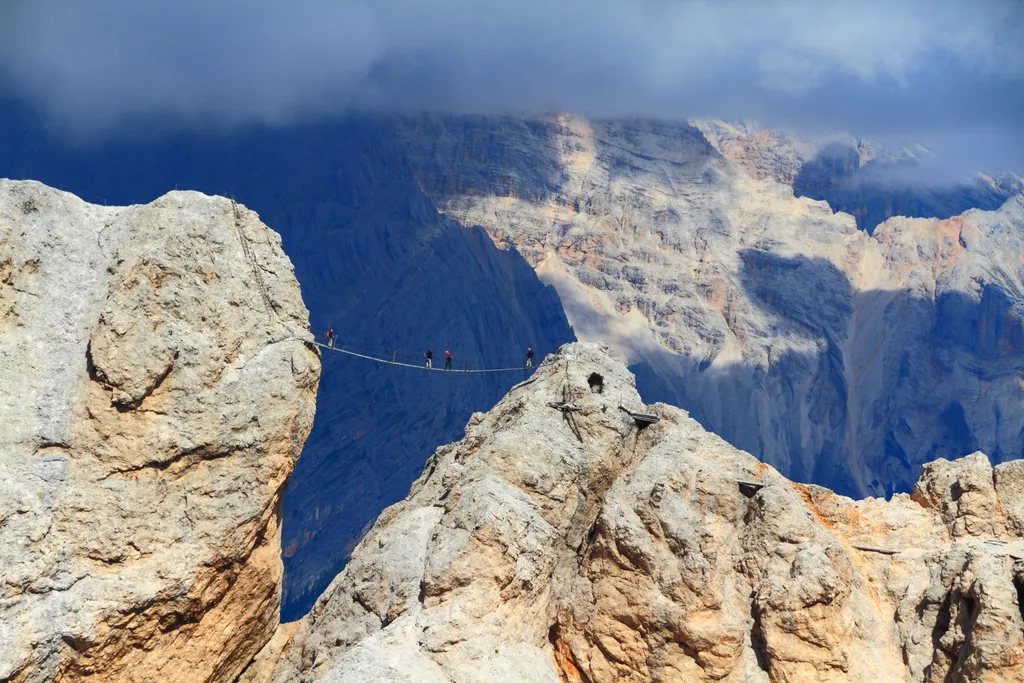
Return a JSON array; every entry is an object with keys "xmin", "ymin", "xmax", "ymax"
[
  {"xmin": 963, "ymin": 595, "xmax": 976, "ymax": 620},
  {"xmin": 587, "ymin": 373, "xmax": 604, "ymax": 394},
  {"xmin": 950, "ymin": 481, "xmax": 964, "ymax": 502}
]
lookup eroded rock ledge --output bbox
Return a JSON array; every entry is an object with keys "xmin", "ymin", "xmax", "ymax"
[
  {"xmin": 257, "ymin": 342, "xmax": 1023, "ymax": 683},
  {"xmin": 0, "ymin": 180, "xmax": 320, "ymax": 682}
]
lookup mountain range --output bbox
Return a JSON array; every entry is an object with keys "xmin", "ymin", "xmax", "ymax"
[
  {"xmin": 1, "ymin": 103, "xmax": 1021, "ymax": 621},
  {"xmin": 390, "ymin": 113, "xmax": 1024, "ymax": 498}
]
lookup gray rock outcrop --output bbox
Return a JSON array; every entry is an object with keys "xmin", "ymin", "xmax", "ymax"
[
  {"xmin": 0, "ymin": 180, "xmax": 320, "ymax": 682},
  {"xmin": 256, "ymin": 343, "xmax": 1024, "ymax": 683}
]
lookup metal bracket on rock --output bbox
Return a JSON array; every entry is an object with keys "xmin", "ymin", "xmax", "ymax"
[
  {"xmin": 736, "ymin": 480, "xmax": 766, "ymax": 497},
  {"xmin": 850, "ymin": 544, "xmax": 900, "ymax": 556},
  {"xmin": 548, "ymin": 385, "xmax": 584, "ymax": 443},
  {"xmin": 618, "ymin": 406, "xmax": 659, "ymax": 429}
]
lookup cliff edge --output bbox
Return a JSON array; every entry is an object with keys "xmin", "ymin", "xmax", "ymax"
[
  {"xmin": 0, "ymin": 180, "xmax": 320, "ymax": 682},
  {"xmin": 258, "ymin": 342, "xmax": 1023, "ymax": 683}
]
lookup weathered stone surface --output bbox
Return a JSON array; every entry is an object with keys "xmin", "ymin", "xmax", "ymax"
[
  {"xmin": 995, "ymin": 459, "xmax": 1024, "ymax": 537},
  {"xmin": 0, "ymin": 180, "xmax": 320, "ymax": 682},
  {"xmin": 391, "ymin": 113, "xmax": 1024, "ymax": 499},
  {"xmin": 912, "ymin": 453, "xmax": 1003, "ymax": 539},
  {"xmin": 255, "ymin": 343, "xmax": 1023, "ymax": 683}
]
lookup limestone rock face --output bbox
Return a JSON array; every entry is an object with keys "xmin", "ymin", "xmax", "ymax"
[
  {"xmin": 257, "ymin": 343, "xmax": 1023, "ymax": 683},
  {"xmin": 391, "ymin": 113, "xmax": 1024, "ymax": 499},
  {"xmin": 0, "ymin": 180, "xmax": 320, "ymax": 682}
]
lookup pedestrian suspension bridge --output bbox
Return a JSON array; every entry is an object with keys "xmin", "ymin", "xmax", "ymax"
[
  {"xmin": 230, "ymin": 199, "xmax": 534, "ymax": 376},
  {"xmin": 308, "ymin": 341, "xmax": 536, "ymax": 374}
]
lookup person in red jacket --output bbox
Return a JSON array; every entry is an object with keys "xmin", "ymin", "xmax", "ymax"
[{"xmin": 326, "ymin": 329, "xmax": 335, "ymax": 348}]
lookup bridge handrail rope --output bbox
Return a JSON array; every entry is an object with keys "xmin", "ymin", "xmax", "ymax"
[
  {"xmin": 307, "ymin": 341, "xmax": 534, "ymax": 374},
  {"xmin": 307, "ymin": 338, "xmax": 519, "ymax": 366}
]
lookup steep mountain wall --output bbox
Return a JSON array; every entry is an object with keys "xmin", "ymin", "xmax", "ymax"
[
  {"xmin": 0, "ymin": 108, "xmax": 575, "ymax": 619},
  {"xmin": 391, "ymin": 113, "xmax": 1024, "ymax": 497},
  {"xmin": 0, "ymin": 181, "xmax": 319, "ymax": 681},
  {"xmin": 253, "ymin": 343, "xmax": 1024, "ymax": 683}
]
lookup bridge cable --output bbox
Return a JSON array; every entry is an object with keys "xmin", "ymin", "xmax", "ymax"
[{"xmin": 308, "ymin": 341, "xmax": 534, "ymax": 374}]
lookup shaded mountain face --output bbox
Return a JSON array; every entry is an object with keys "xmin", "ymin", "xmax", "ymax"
[
  {"xmin": 0, "ymin": 104, "xmax": 574, "ymax": 619},
  {"xmin": 389, "ymin": 113, "xmax": 1024, "ymax": 500}
]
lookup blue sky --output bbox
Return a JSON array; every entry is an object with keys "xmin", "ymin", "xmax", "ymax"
[{"xmin": 0, "ymin": 0, "xmax": 1021, "ymax": 175}]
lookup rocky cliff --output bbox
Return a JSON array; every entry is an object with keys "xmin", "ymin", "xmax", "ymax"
[
  {"xmin": 0, "ymin": 181, "xmax": 320, "ymax": 681},
  {"xmin": 391, "ymin": 113, "xmax": 1024, "ymax": 498},
  {"xmin": 0, "ymin": 110, "xmax": 575, "ymax": 619},
  {"xmin": 253, "ymin": 343, "xmax": 1023, "ymax": 683}
]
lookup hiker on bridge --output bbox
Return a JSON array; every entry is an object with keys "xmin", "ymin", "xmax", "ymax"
[
  {"xmin": 444, "ymin": 350, "xmax": 454, "ymax": 370},
  {"xmin": 525, "ymin": 347, "xmax": 534, "ymax": 367},
  {"xmin": 425, "ymin": 349, "xmax": 434, "ymax": 368},
  {"xmin": 326, "ymin": 329, "xmax": 335, "ymax": 348}
]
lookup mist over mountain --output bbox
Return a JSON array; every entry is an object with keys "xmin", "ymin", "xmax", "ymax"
[{"xmin": 792, "ymin": 141, "xmax": 1022, "ymax": 233}]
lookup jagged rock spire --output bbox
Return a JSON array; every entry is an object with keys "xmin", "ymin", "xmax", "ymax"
[{"xmin": 253, "ymin": 342, "xmax": 1024, "ymax": 683}]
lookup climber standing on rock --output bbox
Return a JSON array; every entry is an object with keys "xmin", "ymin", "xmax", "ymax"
[
  {"xmin": 326, "ymin": 328, "xmax": 335, "ymax": 348},
  {"xmin": 444, "ymin": 350, "xmax": 453, "ymax": 370},
  {"xmin": 525, "ymin": 347, "xmax": 534, "ymax": 367},
  {"xmin": 425, "ymin": 349, "xmax": 433, "ymax": 369}
]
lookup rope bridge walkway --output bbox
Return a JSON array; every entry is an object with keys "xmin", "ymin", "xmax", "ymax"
[
  {"xmin": 308, "ymin": 341, "xmax": 536, "ymax": 374},
  {"xmin": 227, "ymin": 205, "xmax": 534, "ymax": 376}
]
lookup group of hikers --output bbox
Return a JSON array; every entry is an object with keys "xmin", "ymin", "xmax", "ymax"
[
  {"xmin": 425, "ymin": 346, "xmax": 533, "ymax": 369},
  {"xmin": 423, "ymin": 348, "xmax": 453, "ymax": 369},
  {"xmin": 324, "ymin": 329, "xmax": 535, "ymax": 369}
]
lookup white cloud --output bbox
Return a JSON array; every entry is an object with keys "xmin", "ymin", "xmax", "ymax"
[{"xmin": 0, "ymin": 0, "xmax": 1019, "ymax": 155}]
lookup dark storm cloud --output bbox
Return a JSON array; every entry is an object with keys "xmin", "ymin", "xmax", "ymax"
[{"xmin": 0, "ymin": 0, "xmax": 1021, "ymax": 171}]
